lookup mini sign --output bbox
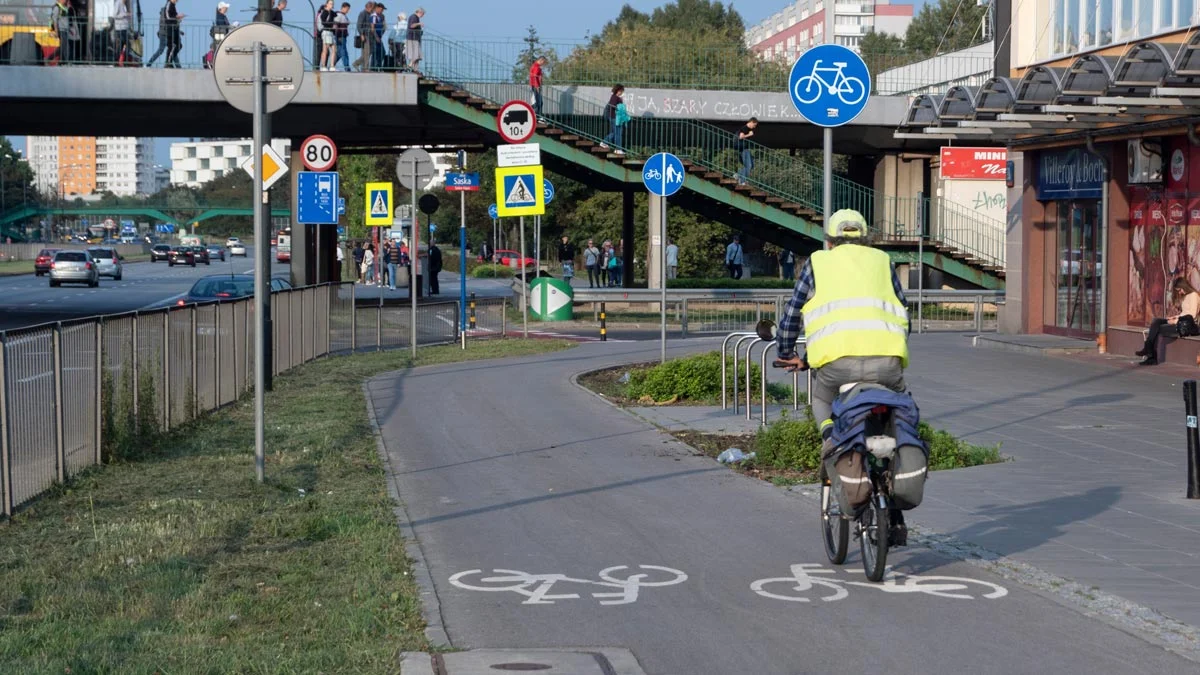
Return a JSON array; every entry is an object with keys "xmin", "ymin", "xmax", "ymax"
[
  {"xmin": 940, "ymin": 147, "xmax": 1008, "ymax": 180},
  {"xmin": 445, "ymin": 172, "xmax": 481, "ymax": 192}
]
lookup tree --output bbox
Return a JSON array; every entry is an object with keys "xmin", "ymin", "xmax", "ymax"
[
  {"xmin": 859, "ymin": 29, "xmax": 907, "ymax": 85},
  {"xmin": 0, "ymin": 137, "xmax": 37, "ymax": 213},
  {"xmin": 903, "ymin": 0, "xmax": 989, "ymax": 56},
  {"xmin": 513, "ymin": 25, "xmax": 559, "ymax": 84}
]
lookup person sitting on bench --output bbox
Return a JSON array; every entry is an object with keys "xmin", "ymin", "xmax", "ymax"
[{"xmin": 1138, "ymin": 277, "xmax": 1200, "ymax": 365}]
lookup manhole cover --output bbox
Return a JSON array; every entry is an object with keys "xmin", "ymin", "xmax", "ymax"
[{"xmin": 491, "ymin": 665, "xmax": 552, "ymax": 671}]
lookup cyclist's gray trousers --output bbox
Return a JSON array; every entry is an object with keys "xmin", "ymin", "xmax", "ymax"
[{"xmin": 811, "ymin": 356, "xmax": 906, "ymax": 429}]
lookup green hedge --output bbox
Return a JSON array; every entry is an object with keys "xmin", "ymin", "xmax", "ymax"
[
  {"xmin": 625, "ymin": 351, "xmax": 794, "ymax": 403},
  {"xmin": 753, "ymin": 415, "xmax": 1002, "ymax": 473},
  {"xmin": 471, "ymin": 264, "xmax": 515, "ymax": 279},
  {"xmin": 668, "ymin": 277, "xmax": 796, "ymax": 289}
]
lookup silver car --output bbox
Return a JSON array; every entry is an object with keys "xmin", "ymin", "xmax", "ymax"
[
  {"xmin": 49, "ymin": 250, "xmax": 99, "ymax": 287},
  {"xmin": 86, "ymin": 247, "xmax": 123, "ymax": 280}
]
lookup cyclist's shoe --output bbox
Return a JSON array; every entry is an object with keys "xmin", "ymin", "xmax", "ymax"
[{"xmin": 888, "ymin": 510, "xmax": 908, "ymax": 547}]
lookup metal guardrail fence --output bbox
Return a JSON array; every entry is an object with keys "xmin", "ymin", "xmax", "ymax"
[
  {"xmin": 571, "ymin": 289, "xmax": 1003, "ymax": 336},
  {"xmin": 0, "ymin": 281, "xmax": 507, "ymax": 517}
]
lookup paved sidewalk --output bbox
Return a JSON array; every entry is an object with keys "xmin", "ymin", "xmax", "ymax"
[{"xmin": 369, "ymin": 336, "xmax": 1198, "ymax": 674}]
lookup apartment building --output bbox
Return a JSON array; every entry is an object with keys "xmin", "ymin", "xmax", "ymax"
[
  {"xmin": 745, "ymin": 0, "xmax": 914, "ymax": 60},
  {"xmin": 169, "ymin": 139, "xmax": 293, "ymax": 188},
  {"xmin": 27, "ymin": 136, "xmax": 155, "ymax": 197}
]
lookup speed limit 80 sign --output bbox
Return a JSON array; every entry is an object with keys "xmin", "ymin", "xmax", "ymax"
[{"xmin": 300, "ymin": 134, "xmax": 338, "ymax": 172}]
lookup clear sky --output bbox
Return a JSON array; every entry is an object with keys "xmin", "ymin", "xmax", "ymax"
[{"xmin": 7, "ymin": 0, "xmax": 929, "ymax": 164}]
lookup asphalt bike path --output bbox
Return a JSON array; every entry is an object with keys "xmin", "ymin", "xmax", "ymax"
[{"xmin": 369, "ymin": 338, "xmax": 1196, "ymax": 674}]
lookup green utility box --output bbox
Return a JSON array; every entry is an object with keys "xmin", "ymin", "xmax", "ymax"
[{"xmin": 530, "ymin": 277, "xmax": 574, "ymax": 321}]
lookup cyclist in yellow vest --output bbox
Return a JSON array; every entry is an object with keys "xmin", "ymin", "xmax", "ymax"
[{"xmin": 774, "ymin": 209, "xmax": 910, "ymax": 454}]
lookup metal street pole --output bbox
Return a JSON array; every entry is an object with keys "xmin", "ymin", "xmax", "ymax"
[
  {"xmin": 410, "ymin": 158, "xmax": 418, "ymax": 358},
  {"xmin": 660, "ymin": 153, "xmax": 668, "ymax": 363},
  {"xmin": 460, "ymin": 188, "xmax": 467, "ymax": 347},
  {"xmin": 252, "ymin": 40, "xmax": 267, "ymax": 483},
  {"xmin": 822, "ymin": 6, "xmax": 834, "ymax": 248},
  {"xmin": 520, "ymin": 215, "xmax": 528, "ymax": 337}
]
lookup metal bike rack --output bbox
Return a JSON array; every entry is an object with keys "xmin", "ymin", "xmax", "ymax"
[
  {"xmin": 721, "ymin": 331, "xmax": 755, "ymax": 410},
  {"xmin": 759, "ymin": 341, "xmax": 777, "ymax": 426},
  {"xmin": 731, "ymin": 334, "xmax": 759, "ymax": 414},
  {"xmin": 742, "ymin": 337, "xmax": 764, "ymax": 421}
]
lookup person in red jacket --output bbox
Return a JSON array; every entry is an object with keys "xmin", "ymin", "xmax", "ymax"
[{"xmin": 529, "ymin": 55, "xmax": 546, "ymax": 116}]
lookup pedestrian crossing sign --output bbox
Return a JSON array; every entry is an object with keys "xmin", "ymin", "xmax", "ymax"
[
  {"xmin": 495, "ymin": 165, "xmax": 545, "ymax": 217},
  {"xmin": 365, "ymin": 182, "xmax": 393, "ymax": 226}
]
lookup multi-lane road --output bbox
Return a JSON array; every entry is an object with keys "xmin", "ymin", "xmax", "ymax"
[{"xmin": 0, "ymin": 248, "xmax": 288, "ymax": 332}]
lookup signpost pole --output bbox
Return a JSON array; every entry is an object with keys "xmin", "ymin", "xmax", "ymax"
[
  {"xmin": 460, "ymin": 189, "xmax": 467, "ymax": 347},
  {"xmin": 660, "ymin": 153, "xmax": 668, "ymax": 364},
  {"xmin": 410, "ymin": 158, "xmax": 418, "ymax": 359},
  {"xmin": 520, "ymin": 215, "xmax": 528, "ymax": 337},
  {"xmin": 252, "ymin": 40, "xmax": 267, "ymax": 483},
  {"xmin": 823, "ymin": 128, "xmax": 832, "ymax": 244}
]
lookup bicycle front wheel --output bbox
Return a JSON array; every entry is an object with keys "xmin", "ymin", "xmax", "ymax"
[
  {"xmin": 859, "ymin": 499, "xmax": 889, "ymax": 582},
  {"xmin": 819, "ymin": 464, "xmax": 848, "ymax": 564},
  {"xmin": 839, "ymin": 76, "xmax": 867, "ymax": 106}
]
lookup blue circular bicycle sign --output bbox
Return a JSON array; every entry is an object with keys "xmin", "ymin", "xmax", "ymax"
[{"xmin": 787, "ymin": 44, "xmax": 871, "ymax": 128}]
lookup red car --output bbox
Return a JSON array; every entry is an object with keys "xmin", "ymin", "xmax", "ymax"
[
  {"xmin": 34, "ymin": 248, "xmax": 60, "ymax": 276},
  {"xmin": 493, "ymin": 249, "xmax": 536, "ymax": 269}
]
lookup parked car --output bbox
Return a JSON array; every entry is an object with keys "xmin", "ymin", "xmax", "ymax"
[
  {"xmin": 34, "ymin": 248, "xmax": 59, "ymax": 276},
  {"xmin": 206, "ymin": 244, "xmax": 226, "ymax": 262},
  {"xmin": 494, "ymin": 249, "xmax": 536, "ymax": 268},
  {"xmin": 86, "ymin": 247, "xmax": 123, "ymax": 280},
  {"xmin": 225, "ymin": 236, "xmax": 242, "ymax": 248},
  {"xmin": 150, "ymin": 244, "xmax": 172, "ymax": 262},
  {"xmin": 229, "ymin": 242, "xmax": 247, "ymax": 257},
  {"xmin": 49, "ymin": 250, "xmax": 99, "ymax": 287},
  {"xmin": 176, "ymin": 274, "xmax": 294, "ymax": 306},
  {"xmin": 168, "ymin": 246, "xmax": 196, "ymax": 267},
  {"xmin": 192, "ymin": 245, "xmax": 211, "ymax": 265}
]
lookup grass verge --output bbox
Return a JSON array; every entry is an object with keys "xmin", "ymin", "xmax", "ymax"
[{"xmin": 0, "ymin": 338, "xmax": 575, "ymax": 673}]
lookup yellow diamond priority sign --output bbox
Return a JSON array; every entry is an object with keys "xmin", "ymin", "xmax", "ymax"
[{"xmin": 239, "ymin": 143, "xmax": 290, "ymax": 191}]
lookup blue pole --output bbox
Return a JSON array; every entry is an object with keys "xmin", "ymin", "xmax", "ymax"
[{"xmin": 460, "ymin": 190, "xmax": 468, "ymax": 334}]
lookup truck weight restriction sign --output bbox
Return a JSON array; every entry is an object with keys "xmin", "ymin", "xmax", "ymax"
[
  {"xmin": 496, "ymin": 100, "xmax": 537, "ymax": 144},
  {"xmin": 300, "ymin": 134, "xmax": 338, "ymax": 172}
]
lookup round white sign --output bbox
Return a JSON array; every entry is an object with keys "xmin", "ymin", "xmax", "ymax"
[
  {"xmin": 301, "ymin": 135, "xmax": 338, "ymax": 172},
  {"xmin": 1171, "ymin": 148, "xmax": 1186, "ymax": 184}
]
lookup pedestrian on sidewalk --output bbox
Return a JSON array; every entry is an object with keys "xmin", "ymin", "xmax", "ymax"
[
  {"xmin": 665, "ymin": 239, "xmax": 679, "ymax": 280},
  {"xmin": 428, "ymin": 240, "xmax": 442, "ymax": 294},
  {"xmin": 362, "ymin": 243, "xmax": 376, "ymax": 284},
  {"xmin": 736, "ymin": 117, "xmax": 757, "ymax": 185},
  {"xmin": 599, "ymin": 85, "xmax": 626, "ymax": 156},
  {"xmin": 389, "ymin": 11, "xmax": 408, "ymax": 70},
  {"xmin": 558, "ymin": 235, "xmax": 575, "ymax": 282},
  {"xmin": 381, "ymin": 239, "xmax": 393, "ymax": 287},
  {"xmin": 353, "ymin": 1, "xmax": 375, "ymax": 71},
  {"xmin": 334, "ymin": 3, "xmax": 352, "ymax": 71},
  {"xmin": 269, "ymin": 0, "xmax": 286, "ymax": 26},
  {"xmin": 601, "ymin": 240, "xmax": 614, "ymax": 287},
  {"xmin": 113, "ymin": 0, "xmax": 132, "ymax": 65},
  {"xmin": 780, "ymin": 248, "xmax": 795, "ymax": 281},
  {"xmin": 725, "ymin": 235, "xmax": 743, "ymax": 279},
  {"xmin": 404, "ymin": 7, "xmax": 424, "ymax": 73},
  {"xmin": 352, "ymin": 241, "xmax": 364, "ymax": 281},
  {"xmin": 584, "ymin": 239, "xmax": 601, "ymax": 288},
  {"xmin": 144, "ymin": 1, "xmax": 171, "ymax": 66},
  {"xmin": 529, "ymin": 55, "xmax": 546, "ymax": 116},
  {"xmin": 369, "ymin": 3, "xmax": 387, "ymax": 71},
  {"xmin": 335, "ymin": 241, "xmax": 344, "ymax": 280},
  {"xmin": 163, "ymin": 0, "xmax": 184, "ymax": 69},
  {"xmin": 387, "ymin": 239, "xmax": 403, "ymax": 290},
  {"xmin": 1137, "ymin": 277, "xmax": 1200, "ymax": 365}
]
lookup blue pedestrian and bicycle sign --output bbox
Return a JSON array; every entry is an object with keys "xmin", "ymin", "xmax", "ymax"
[
  {"xmin": 297, "ymin": 171, "xmax": 340, "ymax": 224},
  {"xmin": 787, "ymin": 44, "xmax": 870, "ymax": 127},
  {"xmin": 642, "ymin": 152, "xmax": 685, "ymax": 197},
  {"xmin": 488, "ymin": 203, "xmax": 499, "ymax": 219},
  {"xmin": 544, "ymin": 178, "xmax": 555, "ymax": 205}
]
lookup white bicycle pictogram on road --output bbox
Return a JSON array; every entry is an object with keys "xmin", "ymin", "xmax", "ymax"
[
  {"xmin": 751, "ymin": 563, "xmax": 1008, "ymax": 603},
  {"xmin": 449, "ymin": 565, "xmax": 688, "ymax": 605},
  {"xmin": 792, "ymin": 59, "xmax": 867, "ymax": 107}
]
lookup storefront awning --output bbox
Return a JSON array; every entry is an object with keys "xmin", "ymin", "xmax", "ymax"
[{"xmin": 893, "ymin": 36, "xmax": 1200, "ymax": 147}]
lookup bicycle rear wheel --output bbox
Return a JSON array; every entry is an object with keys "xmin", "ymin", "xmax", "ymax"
[
  {"xmin": 859, "ymin": 498, "xmax": 889, "ymax": 582},
  {"xmin": 819, "ymin": 464, "xmax": 849, "ymax": 564}
]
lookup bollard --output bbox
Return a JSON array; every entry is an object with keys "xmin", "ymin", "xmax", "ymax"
[
  {"xmin": 469, "ymin": 293, "xmax": 477, "ymax": 331},
  {"xmin": 1187, "ymin": 380, "xmax": 1200, "ymax": 499},
  {"xmin": 600, "ymin": 302, "xmax": 607, "ymax": 341}
]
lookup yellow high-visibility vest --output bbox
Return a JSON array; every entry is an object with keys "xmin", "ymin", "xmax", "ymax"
[{"xmin": 801, "ymin": 245, "xmax": 909, "ymax": 369}]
